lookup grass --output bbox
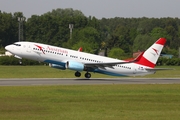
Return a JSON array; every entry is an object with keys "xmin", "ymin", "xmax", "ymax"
[
  {"xmin": 0, "ymin": 65, "xmax": 116, "ymax": 78},
  {"xmin": 0, "ymin": 65, "xmax": 180, "ymax": 119},
  {"xmin": 0, "ymin": 65, "xmax": 179, "ymax": 78},
  {"xmin": 0, "ymin": 84, "xmax": 180, "ymax": 120}
]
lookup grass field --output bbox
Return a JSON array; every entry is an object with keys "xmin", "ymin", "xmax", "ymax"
[
  {"xmin": 0, "ymin": 65, "xmax": 180, "ymax": 120},
  {"xmin": 0, "ymin": 84, "xmax": 180, "ymax": 120},
  {"xmin": 0, "ymin": 65, "xmax": 179, "ymax": 78}
]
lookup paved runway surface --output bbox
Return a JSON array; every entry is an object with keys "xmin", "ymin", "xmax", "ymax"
[{"xmin": 0, "ymin": 78, "xmax": 180, "ymax": 86}]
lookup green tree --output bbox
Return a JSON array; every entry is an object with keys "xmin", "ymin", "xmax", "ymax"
[
  {"xmin": 133, "ymin": 34, "xmax": 154, "ymax": 52},
  {"xmin": 70, "ymin": 27, "xmax": 101, "ymax": 53},
  {"xmin": 150, "ymin": 27, "xmax": 168, "ymax": 39},
  {"xmin": 0, "ymin": 11, "xmax": 24, "ymax": 46},
  {"xmin": 108, "ymin": 47, "xmax": 125, "ymax": 59},
  {"xmin": 107, "ymin": 26, "xmax": 132, "ymax": 53}
]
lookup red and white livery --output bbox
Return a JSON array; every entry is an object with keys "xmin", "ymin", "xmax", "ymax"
[{"xmin": 5, "ymin": 38, "xmax": 168, "ymax": 78}]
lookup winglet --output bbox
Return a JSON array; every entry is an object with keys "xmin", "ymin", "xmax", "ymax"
[{"xmin": 78, "ymin": 47, "xmax": 83, "ymax": 52}]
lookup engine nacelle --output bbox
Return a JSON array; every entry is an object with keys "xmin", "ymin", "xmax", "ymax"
[
  {"xmin": 49, "ymin": 63, "xmax": 66, "ymax": 70},
  {"xmin": 66, "ymin": 61, "xmax": 84, "ymax": 71}
]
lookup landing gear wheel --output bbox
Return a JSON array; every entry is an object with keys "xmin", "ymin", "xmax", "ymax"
[
  {"xmin": 85, "ymin": 72, "xmax": 91, "ymax": 78},
  {"xmin": 75, "ymin": 71, "xmax": 81, "ymax": 77},
  {"xmin": 19, "ymin": 60, "xmax": 22, "ymax": 64}
]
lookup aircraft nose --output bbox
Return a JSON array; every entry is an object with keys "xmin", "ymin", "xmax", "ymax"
[
  {"xmin": 5, "ymin": 45, "xmax": 12, "ymax": 52},
  {"xmin": 5, "ymin": 45, "xmax": 9, "ymax": 51}
]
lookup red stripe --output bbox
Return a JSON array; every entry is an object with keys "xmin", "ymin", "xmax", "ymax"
[
  {"xmin": 135, "ymin": 56, "xmax": 155, "ymax": 68},
  {"xmin": 156, "ymin": 38, "xmax": 166, "ymax": 45}
]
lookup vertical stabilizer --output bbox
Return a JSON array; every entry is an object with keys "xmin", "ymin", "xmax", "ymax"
[{"xmin": 135, "ymin": 38, "xmax": 166, "ymax": 68}]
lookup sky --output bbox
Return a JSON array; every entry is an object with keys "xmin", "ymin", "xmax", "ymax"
[{"xmin": 0, "ymin": 0, "xmax": 180, "ymax": 19}]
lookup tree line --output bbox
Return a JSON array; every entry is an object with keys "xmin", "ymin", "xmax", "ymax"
[{"xmin": 1, "ymin": 8, "xmax": 180, "ymax": 59}]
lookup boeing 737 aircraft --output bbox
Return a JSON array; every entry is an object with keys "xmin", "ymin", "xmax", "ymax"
[{"xmin": 5, "ymin": 38, "xmax": 167, "ymax": 78}]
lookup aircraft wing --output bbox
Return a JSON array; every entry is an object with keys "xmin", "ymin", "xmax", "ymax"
[
  {"xmin": 84, "ymin": 51, "xmax": 144, "ymax": 69},
  {"xmin": 84, "ymin": 61, "xmax": 135, "ymax": 69}
]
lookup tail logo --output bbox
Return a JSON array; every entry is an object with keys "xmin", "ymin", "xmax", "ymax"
[{"xmin": 152, "ymin": 48, "xmax": 159, "ymax": 56}]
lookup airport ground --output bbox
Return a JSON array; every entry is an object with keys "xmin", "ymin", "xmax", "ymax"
[
  {"xmin": 0, "ymin": 65, "xmax": 180, "ymax": 120},
  {"xmin": 0, "ymin": 65, "xmax": 179, "ymax": 78}
]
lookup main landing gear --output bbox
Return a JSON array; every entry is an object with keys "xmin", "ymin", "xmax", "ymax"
[
  {"xmin": 75, "ymin": 71, "xmax": 81, "ymax": 77},
  {"xmin": 75, "ymin": 71, "xmax": 91, "ymax": 78},
  {"xmin": 85, "ymin": 72, "xmax": 91, "ymax": 78}
]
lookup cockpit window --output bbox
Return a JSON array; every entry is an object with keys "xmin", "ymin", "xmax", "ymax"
[{"xmin": 13, "ymin": 43, "xmax": 21, "ymax": 46}]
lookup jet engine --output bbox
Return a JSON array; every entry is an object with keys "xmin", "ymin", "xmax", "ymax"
[
  {"xmin": 49, "ymin": 63, "xmax": 66, "ymax": 70},
  {"xmin": 66, "ymin": 61, "xmax": 84, "ymax": 71}
]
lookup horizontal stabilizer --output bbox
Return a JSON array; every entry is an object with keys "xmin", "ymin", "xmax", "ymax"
[{"xmin": 145, "ymin": 68, "xmax": 174, "ymax": 72}]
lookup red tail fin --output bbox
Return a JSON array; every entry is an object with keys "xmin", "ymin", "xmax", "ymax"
[{"xmin": 135, "ymin": 38, "xmax": 166, "ymax": 68}]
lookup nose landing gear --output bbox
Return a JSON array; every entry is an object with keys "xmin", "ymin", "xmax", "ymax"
[{"xmin": 19, "ymin": 60, "xmax": 22, "ymax": 64}]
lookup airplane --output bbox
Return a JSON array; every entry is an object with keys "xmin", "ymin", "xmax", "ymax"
[{"xmin": 5, "ymin": 38, "xmax": 168, "ymax": 78}]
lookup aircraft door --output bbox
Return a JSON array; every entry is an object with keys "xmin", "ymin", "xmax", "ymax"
[
  {"xmin": 133, "ymin": 65, "xmax": 137, "ymax": 74},
  {"xmin": 27, "ymin": 44, "xmax": 31, "ymax": 53}
]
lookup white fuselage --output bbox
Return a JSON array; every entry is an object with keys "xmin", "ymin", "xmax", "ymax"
[{"xmin": 5, "ymin": 41, "xmax": 154, "ymax": 77}]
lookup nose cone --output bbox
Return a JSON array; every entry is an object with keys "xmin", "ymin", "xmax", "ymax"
[
  {"xmin": 5, "ymin": 45, "xmax": 10, "ymax": 51},
  {"xmin": 5, "ymin": 45, "xmax": 14, "ymax": 53}
]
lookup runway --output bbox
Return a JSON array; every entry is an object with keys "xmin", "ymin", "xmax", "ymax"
[{"xmin": 0, "ymin": 78, "xmax": 180, "ymax": 86}]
